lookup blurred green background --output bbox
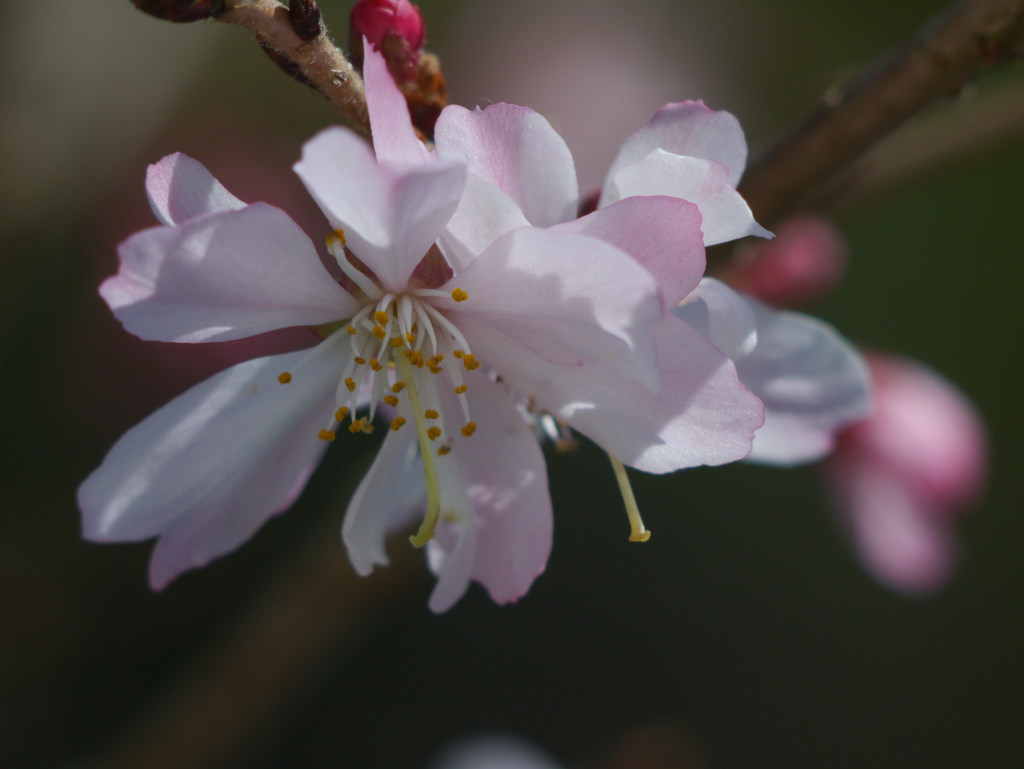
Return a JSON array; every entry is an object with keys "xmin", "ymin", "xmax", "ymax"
[{"xmin": 0, "ymin": 1, "xmax": 1021, "ymax": 767}]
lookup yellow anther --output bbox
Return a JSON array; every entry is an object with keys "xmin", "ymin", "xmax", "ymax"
[
  {"xmin": 391, "ymin": 416, "xmax": 406, "ymax": 431},
  {"xmin": 277, "ymin": 372, "xmax": 292, "ymax": 385},
  {"xmin": 450, "ymin": 288, "xmax": 469, "ymax": 302},
  {"xmin": 437, "ymin": 445, "xmax": 451, "ymax": 456},
  {"xmin": 346, "ymin": 325, "xmax": 357, "ymax": 335},
  {"xmin": 428, "ymin": 366, "xmax": 443, "ymax": 374},
  {"xmin": 454, "ymin": 385, "xmax": 468, "ymax": 394},
  {"xmin": 354, "ymin": 357, "xmax": 366, "ymax": 365},
  {"xmin": 424, "ymin": 409, "xmax": 439, "ymax": 419},
  {"xmin": 348, "ymin": 420, "xmax": 364, "ymax": 434},
  {"xmin": 318, "ymin": 429, "xmax": 336, "ymax": 442},
  {"xmin": 434, "ymin": 353, "xmax": 445, "ymax": 362},
  {"xmin": 345, "ymin": 378, "xmax": 357, "ymax": 392},
  {"xmin": 369, "ymin": 358, "xmax": 382, "ymax": 371},
  {"xmin": 374, "ymin": 310, "xmax": 389, "ymax": 324},
  {"xmin": 427, "ymin": 426, "xmax": 442, "ymax": 441},
  {"xmin": 462, "ymin": 354, "xmax": 481, "ymax": 371},
  {"xmin": 403, "ymin": 349, "xmax": 424, "ymax": 367},
  {"xmin": 335, "ymin": 407, "xmax": 349, "ymax": 421},
  {"xmin": 461, "ymin": 421, "xmax": 477, "ymax": 437},
  {"xmin": 452, "ymin": 349, "xmax": 464, "ymax": 359},
  {"xmin": 326, "ymin": 228, "xmax": 346, "ymax": 247},
  {"xmin": 372, "ymin": 325, "xmax": 386, "ymax": 340},
  {"xmin": 392, "ymin": 382, "xmax": 406, "ymax": 393},
  {"xmin": 383, "ymin": 395, "xmax": 399, "ymax": 407},
  {"xmin": 389, "ymin": 337, "xmax": 404, "ymax": 347},
  {"xmin": 406, "ymin": 333, "xmax": 416, "ymax": 344}
]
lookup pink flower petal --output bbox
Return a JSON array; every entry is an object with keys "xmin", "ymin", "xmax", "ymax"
[
  {"xmin": 102, "ymin": 203, "xmax": 361, "ymax": 342},
  {"xmin": 425, "ymin": 371, "xmax": 553, "ymax": 613},
  {"xmin": 439, "ymin": 227, "xmax": 663, "ymax": 393},
  {"xmin": 294, "ymin": 126, "xmax": 466, "ymax": 293},
  {"xmin": 601, "ymin": 150, "xmax": 771, "ymax": 247},
  {"xmin": 435, "ymin": 103, "xmax": 579, "ymax": 228},
  {"xmin": 363, "ymin": 38, "xmax": 430, "ymax": 167},
  {"xmin": 145, "ymin": 153, "xmax": 245, "ymax": 226},
  {"xmin": 438, "ymin": 172, "xmax": 530, "ymax": 270},
  {"xmin": 605, "ymin": 100, "xmax": 748, "ymax": 187},
  {"xmin": 549, "ymin": 195, "xmax": 705, "ymax": 307},
  {"xmin": 459, "ymin": 312, "xmax": 764, "ymax": 473},
  {"xmin": 78, "ymin": 343, "xmax": 345, "ymax": 589}
]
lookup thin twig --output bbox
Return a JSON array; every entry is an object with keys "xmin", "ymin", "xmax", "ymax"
[
  {"xmin": 219, "ymin": 0, "xmax": 370, "ymax": 136},
  {"xmin": 738, "ymin": 0, "xmax": 1024, "ymax": 227}
]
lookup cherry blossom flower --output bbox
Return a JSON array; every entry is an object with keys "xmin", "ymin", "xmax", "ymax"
[
  {"xmin": 79, "ymin": 43, "xmax": 763, "ymax": 611},
  {"xmin": 824, "ymin": 354, "xmax": 987, "ymax": 594}
]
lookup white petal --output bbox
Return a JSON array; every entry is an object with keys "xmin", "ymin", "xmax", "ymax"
[
  {"xmin": 440, "ymin": 228, "xmax": 662, "ymax": 392},
  {"xmin": 438, "ymin": 172, "xmax": 530, "ymax": 270},
  {"xmin": 460, "ymin": 313, "xmax": 764, "ymax": 473},
  {"xmin": 435, "ymin": 103, "xmax": 578, "ymax": 227},
  {"xmin": 601, "ymin": 150, "xmax": 771, "ymax": 247},
  {"xmin": 739, "ymin": 300, "xmax": 871, "ymax": 466},
  {"xmin": 295, "ymin": 127, "xmax": 466, "ymax": 293},
  {"xmin": 549, "ymin": 195, "xmax": 705, "ymax": 307},
  {"xmin": 342, "ymin": 421, "xmax": 425, "ymax": 576},
  {"xmin": 605, "ymin": 100, "xmax": 748, "ymax": 187},
  {"xmin": 146, "ymin": 153, "xmax": 245, "ymax": 226},
  {"xmin": 674, "ymin": 277, "xmax": 758, "ymax": 361},
  {"xmin": 102, "ymin": 203, "xmax": 360, "ymax": 343},
  {"xmin": 79, "ymin": 342, "xmax": 346, "ymax": 588},
  {"xmin": 425, "ymin": 371, "xmax": 552, "ymax": 613},
  {"xmin": 363, "ymin": 38, "xmax": 430, "ymax": 167}
]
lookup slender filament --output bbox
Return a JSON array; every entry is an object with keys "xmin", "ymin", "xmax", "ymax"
[
  {"xmin": 398, "ymin": 354, "xmax": 442, "ymax": 547},
  {"xmin": 608, "ymin": 454, "xmax": 651, "ymax": 542}
]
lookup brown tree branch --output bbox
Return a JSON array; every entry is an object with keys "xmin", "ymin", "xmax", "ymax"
[
  {"xmin": 738, "ymin": 0, "xmax": 1024, "ymax": 227},
  {"xmin": 218, "ymin": 0, "xmax": 370, "ymax": 136}
]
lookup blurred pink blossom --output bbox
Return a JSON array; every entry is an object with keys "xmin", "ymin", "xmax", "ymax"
[
  {"xmin": 825, "ymin": 353, "xmax": 987, "ymax": 594},
  {"xmin": 722, "ymin": 214, "xmax": 848, "ymax": 307}
]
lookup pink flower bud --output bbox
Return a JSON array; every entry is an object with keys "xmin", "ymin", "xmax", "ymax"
[
  {"xmin": 825, "ymin": 353, "xmax": 987, "ymax": 594},
  {"xmin": 349, "ymin": 0, "xmax": 426, "ymax": 83},
  {"xmin": 727, "ymin": 215, "xmax": 847, "ymax": 307}
]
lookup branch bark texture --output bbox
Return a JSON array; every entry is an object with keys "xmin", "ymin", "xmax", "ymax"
[
  {"xmin": 739, "ymin": 0, "xmax": 1024, "ymax": 225},
  {"xmin": 219, "ymin": 0, "xmax": 370, "ymax": 136}
]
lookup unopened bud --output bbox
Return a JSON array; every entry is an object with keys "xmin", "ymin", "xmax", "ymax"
[
  {"xmin": 349, "ymin": 0, "xmax": 426, "ymax": 83},
  {"xmin": 130, "ymin": 0, "xmax": 225, "ymax": 23},
  {"xmin": 289, "ymin": 0, "xmax": 322, "ymax": 42}
]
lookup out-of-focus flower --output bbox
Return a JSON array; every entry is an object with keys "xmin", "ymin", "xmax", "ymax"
[
  {"xmin": 430, "ymin": 735, "xmax": 563, "ymax": 769},
  {"xmin": 824, "ymin": 354, "xmax": 987, "ymax": 594},
  {"xmin": 79, "ymin": 44, "xmax": 763, "ymax": 611},
  {"xmin": 350, "ymin": 0, "xmax": 426, "ymax": 83},
  {"xmin": 721, "ymin": 214, "xmax": 848, "ymax": 308}
]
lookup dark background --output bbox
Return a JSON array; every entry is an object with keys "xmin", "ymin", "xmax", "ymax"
[{"xmin": 0, "ymin": 1, "xmax": 1021, "ymax": 767}]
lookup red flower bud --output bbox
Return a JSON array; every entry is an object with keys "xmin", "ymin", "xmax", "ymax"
[{"xmin": 349, "ymin": 0, "xmax": 426, "ymax": 83}]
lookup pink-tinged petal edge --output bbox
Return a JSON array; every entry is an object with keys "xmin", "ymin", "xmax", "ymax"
[
  {"xmin": 435, "ymin": 102, "xmax": 579, "ymax": 228},
  {"xmin": 102, "ymin": 203, "xmax": 360, "ymax": 343},
  {"xmin": 146, "ymin": 153, "xmax": 245, "ymax": 226},
  {"xmin": 549, "ymin": 195, "xmax": 705, "ymax": 307}
]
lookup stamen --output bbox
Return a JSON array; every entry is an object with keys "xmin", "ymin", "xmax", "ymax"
[
  {"xmin": 354, "ymin": 357, "xmax": 366, "ymax": 365},
  {"xmin": 411, "ymin": 298, "xmax": 438, "ymax": 356},
  {"xmin": 345, "ymin": 378, "xmax": 357, "ymax": 392},
  {"xmin": 335, "ymin": 407, "xmax": 349, "ymax": 421},
  {"xmin": 608, "ymin": 454, "xmax": 651, "ymax": 542},
  {"xmin": 318, "ymin": 429, "xmax": 336, "ymax": 441},
  {"xmin": 438, "ymin": 445, "xmax": 451, "ymax": 456},
  {"xmin": 391, "ymin": 417, "xmax": 406, "ymax": 431},
  {"xmin": 460, "ymin": 421, "xmax": 477, "ymax": 437},
  {"xmin": 278, "ymin": 372, "xmax": 292, "ymax": 384},
  {"xmin": 453, "ymin": 350, "xmax": 463, "ymax": 359},
  {"xmin": 421, "ymin": 303, "xmax": 472, "ymax": 357},
  {"xmin": 450, "ymin": 288, "xmax": 469, "ymax": 302},
  {"xmin": 330, "ymin": 241, "xmax": 383, "ymax": 301},
  {"xmin": 372, "ymin": 325, "xmax": 386, "ymax": 340},
  {"xmin": 424, "ymin": 409, "xmax": 439, "ymax": 419},
  {"xmin": 427, "ymin": 427, "xmax": 442, "ymax": 441},
  {"xmin": 374, "ymin": 310, "xmax": 389, "ymax": 324},
  {"xmin": 397, "ymin": 355, "xmax": 442, "ymax": 549},
  {"xmin": 462, "ymin": 354, "xmax": 481, "ymax": 371},
  {"xmin": 346, "ymin": 326, "xmax": 358, "ymax": 335},
  {"xmin": 454, "ymin": 385, "xmax": 467, "ymax": 394},
  {"xmin": 389, "ymin": 337, "xmax": 404, "ymax": 347},
  {"xmin": 392, "ymin": 382, "xmax": 406, "ymax": 393},
  {"xmin": 369, "ymin": 358, "xmax": 382, "ymax": 371},
  {"xmin": 383, "ymin": 395, "xmax": 399, "ymax": 407}
]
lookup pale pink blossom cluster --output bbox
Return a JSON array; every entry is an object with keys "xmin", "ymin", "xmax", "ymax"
[{"xmin": 80, "ymin": 40, "xmax": 943, "ymax": 611}]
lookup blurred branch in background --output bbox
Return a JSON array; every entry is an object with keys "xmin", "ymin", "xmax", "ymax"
[
  {"xmin": 735, "ymin": 0, "xmax": 1024, "ymax": 232},
  {"xmin": 95, "ymin": 510, "xmax": 423, "ymax": 769}
]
